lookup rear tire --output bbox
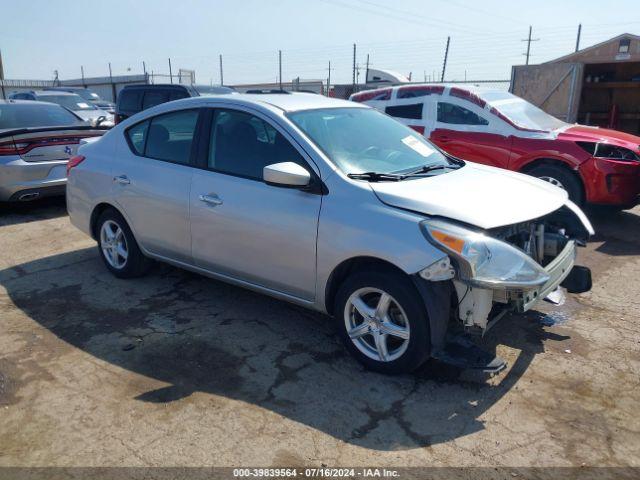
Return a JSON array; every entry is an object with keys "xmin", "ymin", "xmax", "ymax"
[
  {"xmin": 334, "ymin": 271, "xmax": 430, "ymax": 374},
  {"xmin": 96, "ymin": 209, "xmax": 150, "ymax": 278},
  {"xmin": 527, "ymin": 164, "xmax": 584, "ymax": 205}
]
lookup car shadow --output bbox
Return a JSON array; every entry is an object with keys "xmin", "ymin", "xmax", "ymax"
[
  {"xmin": 585, "ymin": 206, "xmax": 640, "ymax": 256},
  {"xmin": 0, "ymin": 196, "xmax": 68, "ymax": 227},
  {"xmin": 0, "ymin": 247, "xmax": 569, "ymax": 451}
]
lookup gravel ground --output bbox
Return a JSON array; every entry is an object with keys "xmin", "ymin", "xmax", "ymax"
[{"xmin": 0, "ymin": 198, "xmax": 638, "ymax": 472}]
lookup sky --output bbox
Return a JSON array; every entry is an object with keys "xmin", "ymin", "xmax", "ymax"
[{"xmin": 1, "ymin": 0, "xmax": 639, "ymax": 85}]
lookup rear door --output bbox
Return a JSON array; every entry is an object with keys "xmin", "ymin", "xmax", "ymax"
[
  {"xmin": 111, "ymin": 108, "xmax": 201, "ymax": 263},
  {"xmin": 189, "ymin": 107, "xmax": 321, "ymax": 300},
  {"xmin": 430, "ymin": 100, "xmax": 512, "ymax": 167}
]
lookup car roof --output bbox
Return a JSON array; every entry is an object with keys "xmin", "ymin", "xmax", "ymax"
[
  {"xmin": 32, "ymin": 90, "xmax": 79, "ymax": 97},
  {"xmin": 122, "ymin": 84, "xmax": 191, "ymax": 90},
  {"xmin": 0, "ymin": 99, "xmax": 64, "ymax": 106},
  {"xmin": 221, "ymin": 93, "xmax": 363, "ymax": 112}
]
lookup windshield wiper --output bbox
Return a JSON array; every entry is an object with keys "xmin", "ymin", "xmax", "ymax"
[
  {"xmin": 402, "ymin": 163, "xmax": 462, "ymax": 177},
  {"xmin": 347, "ymin": 171, "xmax": 403, "ymax": 182}
]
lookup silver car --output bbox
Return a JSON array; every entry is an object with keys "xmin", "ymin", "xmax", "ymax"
[
  {"xmin": 67, "ymin": 94, "xmax": 594, "ymax": 374},
  {"xmin": 0, "ymin": 100, "xmax": 105, "ymax": 202}
]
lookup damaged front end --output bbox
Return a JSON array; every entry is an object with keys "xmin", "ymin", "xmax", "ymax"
[{"xmin": 417, "ymin": 200, "xmax": 593, "ymax": 371}]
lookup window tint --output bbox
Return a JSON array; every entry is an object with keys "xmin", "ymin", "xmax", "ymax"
[
  {"xmin": 169, "ymin": 90, "xmax": 189, "ymax": 101},
  {"xmin": 144, "ymin": 110, "xmax": 199, "ymax": 164},
  {"xmin": 119, "ymin": 90, "xmax": 142, "ymax": 111},
  {"xmin": 385, "ymin": 103, "xmax": 423, "ymax": 120},
  {"xmin": 209, "ymin": 109, "xmax": 304, "ymax": 180},
  {"xmin": 126, "ymin": 120, "xmax": 149, "ymax": 155},
  {"xmin": 142, "ymin": 91, "xmax": 169, "ymax": 110},
  {"xmin": 0, "ymin": 103, "xmax": 84, "ymax": 129},
  {"xmin": 437, "ymin": 102, "xmax": 488, "ymax": 126}
]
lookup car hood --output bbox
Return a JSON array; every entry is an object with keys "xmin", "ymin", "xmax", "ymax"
[
  {"xmin": 559, "ymin": 125, "xmax": 640, "ymax": 150},
  {"xmin": 369, "ymin": 162, "xmax": 569, "ymax": 229}
]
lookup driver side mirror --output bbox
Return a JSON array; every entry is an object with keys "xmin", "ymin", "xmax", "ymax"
[{"xmin": 263, "ymin": 162, "xmax": 311, "ymax": 188}]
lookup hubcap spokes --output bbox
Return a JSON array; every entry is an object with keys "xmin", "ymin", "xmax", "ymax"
[
  {"xmin": 539, "ymin": 176, "xmax": 565, "ymax": 190},
  {"xmin": 345, "ymin": 288, "xmax": 410, "ymax": 362},
  {"xmin": 100, "ymin": 220, "xmax": 128, "ymax": 269}
]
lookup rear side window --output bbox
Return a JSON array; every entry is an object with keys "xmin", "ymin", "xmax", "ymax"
[
  {"xmin": 142, "ymin": 91, "xmax": 170, "ymax": 110},
  {"xmin": 145, "ymin": 110, "xmax": 199, "ymax": 164},
  {"xmin": 169, "ymin": 90, "xmax": 189, "ymax": 101},
  {"xmin": 385, "ymin": 103, "xmax": 423, "ymax": 120},
  {"xmin": 126, "ymin": 109, "xmax": 199, "ymax": 164},
  {"xmin": 119, "ymin": 90, "xmax": 142, "ymax": 111},
  {"xmin": 126, "ymin": 120, "xmax": 149, "ymax": 155},
  {"xmin": 437, "ymin": 102, "xmax": 489, "ymax": 126}
]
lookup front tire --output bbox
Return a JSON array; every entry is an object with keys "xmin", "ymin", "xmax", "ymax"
[
  {"xmin": 334, "ymin": 271, "xmax": 430, "ymax": 374},
  {"xmin": 96, "ymin": 209, "xmax": 150, "ymax": 278},
  {"xmin": 527, "ymin": 164, "xmax": 584, "ymax": 205}
]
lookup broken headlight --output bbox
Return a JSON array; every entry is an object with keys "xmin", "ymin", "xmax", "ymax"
[{"xmin": 420, "ymin": 219, "xmax": 550, "ymax": 290}]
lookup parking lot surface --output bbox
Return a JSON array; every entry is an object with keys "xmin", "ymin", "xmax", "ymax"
[{"xmin": 0, "ymin": 198, "xmax": 639, "ymax": 469}]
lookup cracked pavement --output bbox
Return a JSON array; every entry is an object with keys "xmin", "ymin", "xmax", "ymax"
[{"xmin": 0, "ymin": 198, "xmax": 639, "ymax": 468}]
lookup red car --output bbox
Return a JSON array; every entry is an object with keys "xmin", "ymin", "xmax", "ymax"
[{"xmin": 351, "ymin": 85, "xmax": 640, "ymax": 208}]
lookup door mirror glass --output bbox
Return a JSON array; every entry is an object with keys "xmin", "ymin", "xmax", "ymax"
[{"xmin": 263, "ymin": 162, "xmax": 311, "ymax": 187}]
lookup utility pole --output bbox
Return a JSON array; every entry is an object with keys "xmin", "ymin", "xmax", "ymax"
[
  {"xmin": 522, "ymin": 26, "xmax": 540, "ymax": 65},
  {"xmin": 108, "ymin": 62, "xmax": 117, "ymax": 101},
  {"xmin": 219, "ymin": 54, "xmax": 224, "ymax": 85},
  {"xmin": 0, "ymin": 50, "xmax": 5, "ymax": 99},
  {"xmin": 441, "ymin": 36, "xmax": 450, "ymax": 82},
  {"xmin": 575, "ymin": 23, "xmax": 582, "ymax": 52},
  {"xmin": 278, "ymin": 50, "xmax": 282, "ymax": 90},
  {"xmin": 327, "ymin": 61, "xmax": 332, "ymax": 97},
  {"xmin": 81, "ymin": 65, "xmax": 86, "ymax": 87},
  {"xmin": 168, "ymin": 58, "xmax": 173, "ymax": 84},
  {"xmin": 365, "ymin": 53, "xmax": 370, "ymax": 85},
  {"xmin": 352, "ymin": 43, "xmax": 356, "ymax": 90}
]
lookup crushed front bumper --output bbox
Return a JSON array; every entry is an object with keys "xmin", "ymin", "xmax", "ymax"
[{"xmin": 518, "ymin": 240, "xmax": 578, "ymax": 312}]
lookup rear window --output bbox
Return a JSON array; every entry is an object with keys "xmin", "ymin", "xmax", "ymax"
[
  {"xmin": 385, "ymin": 103, "xmax": 423, "ymax": 120},
  {"xmin": 142, "ymin": 91, "xmax": 170, "ymax": 110},
  {"xmin": 0, "ymin": 103, "xmax": 84, "ymax": 129},
  {"xmin": 119, "ymin": 90, "xmax": 142, "ymax": 111}
]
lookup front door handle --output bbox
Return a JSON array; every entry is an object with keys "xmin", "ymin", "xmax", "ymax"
[
  {"xmin": 199, "ymin": 193, "xmax": 223, "ymax": 206},
  {"xmin": 113, "ymin": 175, "xmax": 130, "ymax": 185}
]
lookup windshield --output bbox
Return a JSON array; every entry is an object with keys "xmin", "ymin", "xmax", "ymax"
[
  {"xmin": 0, "ymin": 103, "xmax": 84, "ymax": 129},
  {"xmin": 39, "ymin": 94, "xmax": 97, "ymax": 111},
  {"xmin": 482, "ymin": 91, "xmax": 566, "ymax": 131},
  {"xmin": 76, "ymin": 90, "xmax": 101, "ymax": 101},
  {"xmin": 287, "ymin": 107, "xmax": 453, "ymax": 175}
]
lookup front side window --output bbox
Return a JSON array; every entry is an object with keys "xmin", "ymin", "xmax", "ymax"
[
  {"xmin": 208, "ymin": 109, "xmax": 304, "ymax": 180},
  {"xmin": 385, "ymin": 103, "xmax": 423, "ymax": 120},
  {"xmin": 437, "ymin": 102, "xmax": 489, "ymax": 126},
  {"xmin": 288, "ymin": 107, "xmax": 452, "ymax": 175},
  {"xmin": 127, "ymin": 109, "xmax": 198, "ymax": 164}
]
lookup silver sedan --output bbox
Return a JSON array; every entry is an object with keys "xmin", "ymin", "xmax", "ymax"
[{"xmin": 67, "ymin": 93, "xmax": 593, "ymax": 374}]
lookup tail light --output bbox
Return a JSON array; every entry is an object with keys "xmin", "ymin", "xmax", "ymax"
[
  {"xmin": 0, "ymin": 141, "xmax": 28, "ymax": 156},
  {"xmin": 66, "ymin": 155, "xmax": 86, "ymax": 176}
]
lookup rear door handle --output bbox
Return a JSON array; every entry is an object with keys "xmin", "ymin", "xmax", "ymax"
[
  {"xmin": 199, "ymin": 193, "xmax": 223, "ymax": 206},
  {"xmin": 113, "ymin": 175, "xmax": 130, "ymax": 185}
]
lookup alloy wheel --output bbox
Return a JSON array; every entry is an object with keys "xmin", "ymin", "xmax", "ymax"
[
  {"xmin": 344, "ymin": 287, "xmax": 410, "ymax": 362},
  {"xmin": 100, "ymin": 220, "xmax": 129, "ymax": 269},
  {"xmin": 538, "ymin": 175, "xmax": 566, "ymax": 190}
]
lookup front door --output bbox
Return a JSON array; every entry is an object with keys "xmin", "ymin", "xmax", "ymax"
[
  {"xmin": 111, "ymin": 108, "xmax": 200, "ymax": 263},
  {"xmin": 429, "ymin": 101, "xmax": 512, "ymax": 168},
  {"xmin": 189, "ymin": 108, "xmax": 321, "ymax": 300}
]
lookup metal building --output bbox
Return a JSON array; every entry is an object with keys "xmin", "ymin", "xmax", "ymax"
[{"xmin": 510, "ymin": 33, "xmax": 640, "ymax": 134}]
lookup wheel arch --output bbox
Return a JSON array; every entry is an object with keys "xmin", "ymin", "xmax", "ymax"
[
  {"xmin": 324, "ymin": 256, "xmax": 409, "ymax": 316},
  {"xmin": 519, "ymin": 157, "xmax": 586, "ymax": 200},
  {"xmin": 90, "ymin": 202, "xmax": 125, "ymax": 240}
]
